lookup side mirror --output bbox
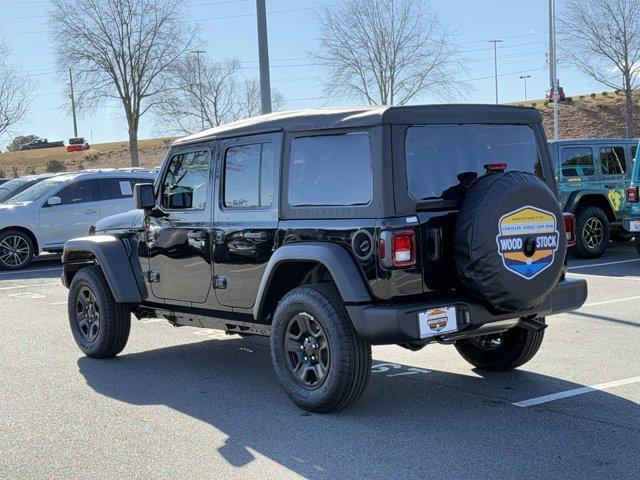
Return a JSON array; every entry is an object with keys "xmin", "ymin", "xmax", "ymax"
[
  {"xmin": 47, "ymin": 196, "xmax": 61, "ymax": 207},
  {"xmin": 134, "ymin": 183, "xmax": 155, "ymax": 211}
]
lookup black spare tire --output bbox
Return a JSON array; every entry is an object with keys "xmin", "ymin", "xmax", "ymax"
[{"xmin": 454, "ymin": 171, "xmax": 566, "ymax": 312}]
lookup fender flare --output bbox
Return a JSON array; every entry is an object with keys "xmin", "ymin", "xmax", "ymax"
[
  {"xmin": 62, "ymin": 235, "xmax": 142, "ymax": 304},
  {"xmin": 253, "ymin": 242, "xmax": 372, "ymax": 320},
  {"xmin": 564, "ymin": 190, "xmax": 615, "ymax": 217}
]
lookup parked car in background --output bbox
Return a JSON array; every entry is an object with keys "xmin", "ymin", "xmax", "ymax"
[
  {"xmin": 549, "ymin": 138, "xmax": 638, "ymax": 258},
  {"xmin": 18, "ymin": 138, "xmax": 65, "ymax": 150},
  {"xmin": 0, "ymin": 179, "xmax": 9, "ymax": 185},
  {"xmin": 0, "ymin": 174, "xmax": 56, "ymax": 203},
  {"xmin": 621, "ymin": 140, "xmax": 640, "ymax": 254},
  {"xmin": 66, "ymin": 137, "xmax": 90, "ymax": 152},
  {"xmin": 0, "ymin": 168, "xmax": 156, "ymax": 270}
]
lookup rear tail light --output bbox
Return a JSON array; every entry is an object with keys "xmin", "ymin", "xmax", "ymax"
[
  {"xmin": 627, "ymin": 186, "xmax": 638, "ymax": 203},
  {"xmin": 484, "ymin": 163, "xmax": 508, "ymax": 172},
  {"xmin": 379, "ymin": 230, "xmax": 416, "ymax": 268},
  {"xmin": 563, "ymin": 213, "xmax": 576, "ymax": 247}
]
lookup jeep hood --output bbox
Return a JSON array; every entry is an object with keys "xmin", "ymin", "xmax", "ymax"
[{"xmin": 95, "ymin": 209, "xmax": 144, "ymax": 233}]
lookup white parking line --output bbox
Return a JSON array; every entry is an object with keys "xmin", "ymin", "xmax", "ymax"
[
  {"xmin": 568, "ymin": 258, "xmax": 640, "ymax": 270},
  {"xmin": 51, "ymin": 301, "xmax": 67, "ymax": 305},
  {"xmin": 568, "ymin": 272, "xmax": 640, "ymax": 282},
  {"xmin": 512, "ymin": 376, "xmax": 640, "ymax": 407},
  {"xmin": 582, "ymin": 295, "xmax": 640, "ymax": 308},
  {"xmin": 0, "ymin": 282, "xmax": 59, "ymax": 291},
  {"xmin": 0, "ymin": 267, "xmax": 62, "ymax": 276}
]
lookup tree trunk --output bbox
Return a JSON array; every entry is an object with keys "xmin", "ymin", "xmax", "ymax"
[
  {"xmin": 128, "ymin": 120, "xmax": 139, "ymax": 168},
  {"xmin": 624, "ymin": 86, "xmax": 634, "ymax": 139}
]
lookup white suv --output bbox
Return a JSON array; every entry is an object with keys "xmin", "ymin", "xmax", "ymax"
[{"xmin": 0, "ymin": 169, "xmax": 155, "ymax": 270}]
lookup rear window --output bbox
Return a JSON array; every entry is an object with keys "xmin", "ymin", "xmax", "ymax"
[
  {"xmin": 405, "ymin": 124, "xmax": 543, "ymax": 203},
  {"xmin": 560, "ymin": 147, "xmax": 595, "ymax": 177},
  {"xmin": 289, "ymin": 132, "xmax": 372, "ymax": 207}
]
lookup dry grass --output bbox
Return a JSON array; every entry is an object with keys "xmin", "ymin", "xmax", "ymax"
[{"xmin": 0, "ymin": 137, "xmax": 174, "ymax": 177}]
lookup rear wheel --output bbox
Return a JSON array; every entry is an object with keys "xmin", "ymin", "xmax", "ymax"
[
  {"xmin": 270, "ymin": 283, "xmax": 371, "ymax": 413},
  {"xmin": 574, "ymin": 207, "xmax": 609, "ymax": 259},
  {"xmin": 68, "ymin": 266, "xmax": 131, "ymax": 358},
  {"xmin": 0, "ymin": 230, "xmax": 34, "ymax": 270},
  {"xmin": 454, "ymin": 321, "xmax": 545, "ymax": 372}
]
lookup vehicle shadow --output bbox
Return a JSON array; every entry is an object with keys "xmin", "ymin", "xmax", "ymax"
[
  {"xmin": 77, "ymin": 337, "xmax": 639, "ymax": 479},
  {"xmin": 0, "ymin": 256, "xmax": 62, "ymax": 281}
]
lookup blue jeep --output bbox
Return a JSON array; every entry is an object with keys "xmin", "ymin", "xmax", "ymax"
[
  {"xmin": 621, "ymin": 140, "xmax": 640, "ymax": 254},
  {"xmin": 549, "ymin": 139, "xmax": 638, "ymax": 258}
]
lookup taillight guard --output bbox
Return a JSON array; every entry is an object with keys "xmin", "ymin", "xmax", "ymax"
[
  {"xmin": 563, "ymin": 213, "xmax": 577, "ymax": 247},
  {"xmin": 379, "ymin": 230, "xmax": 417, "ymax": 268}
]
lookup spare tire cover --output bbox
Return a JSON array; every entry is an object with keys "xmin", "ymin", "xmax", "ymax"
[{"xmin": 454, "ymin": 171, "xmax": 566, "ymax": 312}]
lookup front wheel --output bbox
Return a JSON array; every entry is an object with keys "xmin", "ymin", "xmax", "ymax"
[
  {"xmin": 0, "ymin": 230, "xmax": 34, "ymax": 270},
  {"xmin": 270, "ymin": 283, "xmax": 372, "ymax": 413},
  {"xmin": 68, "ymin": 266, "xmax": 131, "ymax": 358},
  {"xmin": 454, "ymin": 321, "xmax": 545, "ymax": 372}
]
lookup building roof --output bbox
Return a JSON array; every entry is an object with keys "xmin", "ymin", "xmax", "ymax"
[{"xmin": 173, "ymin": 104, "xmax": 543, "ymax": 146}]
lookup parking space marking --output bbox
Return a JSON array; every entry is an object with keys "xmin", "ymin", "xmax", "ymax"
[
  {"xmin": 512, "ymin": 376, "xmax": 640, "ymax": 407},
  {"xmin": 568, "ymin": 258, "xmax": 640, "ymax": 270},
  {"xmin": 582, "ymin": 295, "xmax": 640, "ymax": 308},
  {"xmin": 568, "ymin": 272, "xmax": 640, "ymax": 282},
  {"xmin": 8, "ymin": 292, "xmax": 45, "ymax": 299},
  {"xmin": 51, "ymin": 301, "xmax": 67, "ymax": 305},
  {"xmin": 0, "ymin": 282, "xmax": 59, "ymax": 291}
]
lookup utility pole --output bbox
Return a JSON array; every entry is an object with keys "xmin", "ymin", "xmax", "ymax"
[
  {"xmin": 519, "ymin": 75, "xmax": 531, "ymax": 101},
  {"xmin": 68, "ymin": 67, "xmax": 78, "ymax": 137},
  {"xmin": 488, "ymin": 39, "xmax": 503, "ymax": 104},
  {"xmin": 549, "ymin": 0, "xmax": 559, "ymax": 140},
  {"xmin": 256, "ymin": 0, "xmax": 272, "ymax": 114},
  {"xmin": 191, "ymin": 50, "xmax": 206, "ymax": 130}
]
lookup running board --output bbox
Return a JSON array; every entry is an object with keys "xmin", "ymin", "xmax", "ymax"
[{"xmin": 157, "ymin": 309, "xmax": 271, "ymax": 336}]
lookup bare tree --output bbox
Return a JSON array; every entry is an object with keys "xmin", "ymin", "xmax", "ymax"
[
  {"xmin": 154, "ymin": 55, "xmax": 284, "ymax": 135},
  {"xmin": 560, "ymin": 0, "xmax": 640, "ymax": 137},
  {"xmin": 50, "ymin": 0, "xmax": 195, "ymax": 166},
  {"xmin": 0, "ymin": 33, "xmax": 34, "ymax": 140},
  {"xmin": 312, "ymin": 0, "xmax": 463, "ymax": 106}
]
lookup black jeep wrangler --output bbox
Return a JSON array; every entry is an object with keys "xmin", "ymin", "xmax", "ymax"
[{"xmin": 62, "ymin": 105, "xmax": 588, "ymax": 413}]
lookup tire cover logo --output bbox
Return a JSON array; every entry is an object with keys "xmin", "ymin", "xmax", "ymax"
[
  {"xmin": 426, "ymin": 309, "xmax": 448, "ymax": 332},
  {"xmin": 496, "ymin": 206, "xmax": 559, "ymax": 280}
]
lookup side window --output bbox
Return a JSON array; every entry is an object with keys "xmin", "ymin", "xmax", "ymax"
[
  {"xmin": 289, "ymin": 132, "xmax": 372, "ymax": 206},
  {"xmin": 161, "ymin": 150, "xmax": 210, "ymax": 210},
  {"xmin": 56, "ymin": 180, "xmax": 97, "ymax": 205},
  {"xmin": 223, "ymin": 142, "xmax": 275, "ymax": 208},
  {"xmin": 560, "ymin": 147, "xmax": 594, "ymax": 177},
  {"xmin": 600, "ymin": 146, "xmax": 626, "ymax": 175},
  {"xmin": 630, "ymin": 145, "xmax": 637, "ymax": 165},
  {"xmin": 98, "ymin": 178, "xmax": 137, "ymax": 200}
]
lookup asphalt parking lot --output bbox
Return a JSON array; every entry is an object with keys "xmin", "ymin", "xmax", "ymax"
[{"xmin": 1, "ymin": 247, "xmax": 639, "ymax": 479}]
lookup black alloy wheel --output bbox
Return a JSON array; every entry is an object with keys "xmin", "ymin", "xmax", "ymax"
[
  {"xmin": 283, "ymin": 312, "xmax": 331, "ymax": 389},
  {"xmin": 75, "ymin": 286, "xmax": 101, "ymax": 343}
]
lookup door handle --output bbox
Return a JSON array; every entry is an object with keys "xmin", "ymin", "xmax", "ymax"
[
  {"xmin": 604, "ymin": 184, "xmax": 615, "ymax": 189},
  {"xmin": 83, "ymin": 209, "xmax": 98, "ymax": 214},
  {"xmin": 187, "ymin": 230, "xmax": 207, "ymax": 241}
]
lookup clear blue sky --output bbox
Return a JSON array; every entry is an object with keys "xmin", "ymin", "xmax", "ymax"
[{"xmin": 0, "ymin": 0, "xmax": 605, "ymax": 146}]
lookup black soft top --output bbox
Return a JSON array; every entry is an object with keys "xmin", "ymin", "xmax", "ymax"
[{"xmin": 173, "ymin": 104, "xmax": 542, "ymax": 147}]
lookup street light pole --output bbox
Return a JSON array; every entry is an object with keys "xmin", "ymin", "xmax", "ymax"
[
  {"xmin": 256, "ymin": 0, "xmax": 272, "ymax": 114},
  {"xmin": 519, "ymin": 75, "xmax": 531, "ymax": 101},
  {"xmin": 191, "ymin": 49, "xmax": 206, "ymax": 130},
  {"xmin": 549, "ymin": 0, "xmax": 559, "ymax": 140},
  {"xmin": 68, "ymin": 67, "xmax": 78, "ymax": 137},
  {"xmin": 488, "ymin": 39, "xmax": 503, "ymax": 104}
]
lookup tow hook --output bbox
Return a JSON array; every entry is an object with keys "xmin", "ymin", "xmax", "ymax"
[{"xmin": 520, "ymin": 317, "xmax": 548, "ymax": 332}]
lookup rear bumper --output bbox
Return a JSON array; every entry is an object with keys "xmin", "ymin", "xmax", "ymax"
[{"xmin": 347, "ymin": 278, "xmax": 588, "ymax": 345}]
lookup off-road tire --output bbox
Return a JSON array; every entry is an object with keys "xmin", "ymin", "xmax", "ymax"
[
  {"xmin": 574, "ymin": 206, "xmax": 610, "ymax": 259},
  {"xmin": 68, "ymin": 266, "xmax": 131, "ymax": 358},
  {"xmin": 270, "ymin": 283, "xmax": 372, "ymax": 413},
  {"xmin": 454, "ymin": 321, "xmax": 545, "ymax": 372},
  {"xmin": 0, "ymin": 229, "xmax": 34, "ymax": 270}
]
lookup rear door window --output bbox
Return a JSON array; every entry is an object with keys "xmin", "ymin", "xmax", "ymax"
[
  {"xmin": 600, "ymin": 146, "xmax": 626, "ymax": 175},
  {"xmin": 405, "ymin": 125, "xmax": 543, "ymax": 203},
  {"xmin": 289, "ymin": 132, "xmax": 372, "ymax": 206},
  {"xmin": 98, "ymin": 178, "xmax": 143, "ymax": 200},
  {"xmin": 560, "ymin": 147, "xmax": 595, "ymax": 177},
  {"xmin": 223, "ymin": 142, "xmax": 275, "ymax": 208},
  {"xmin": 56, "ymin": 180, "xmax": 97, "ymax": 205}
]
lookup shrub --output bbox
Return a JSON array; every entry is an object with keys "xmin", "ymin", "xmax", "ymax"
[
  {"xmin": 544, "ymin": 101, "xmax": 549, "ymax": 106},
  {"xmin": 566, "ymin": 97, "xmax": 573, "ymax": 103},
  {"xmin": 45, "ymin": 160, "xmax": 66, "ymax": 173},
  {"xmin": 77, "ymin": 161, "xmax": 84, "ymax": 171},
  {"xmin": 579, "ymin": 95, "xmax": 585, "ymax": 100},
  {"xmin": 602, "ymin": 91, "xmax": 608, "ymax": 96},
  {"xmin": 26, "ymin": 166, "xmax": 37, "ymax": 175},
  {"xmin": 0, "ymin": 169, "xmax": 5, "ymax": 178},
  {"xmin": 591, "ymin": 93, "xmax": 597, "ymax": 99},
  {"xmin": 11, "ymin": 167, "xmax": 19, "ymax": 178},
  {"xmin": 531, "ymin": 102, "xmax": 537, "ymax": 107}
]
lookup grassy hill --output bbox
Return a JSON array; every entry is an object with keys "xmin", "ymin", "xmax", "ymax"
[
  {"xmin": 1, "ymin": 91, "xmax": 638, "ymax": 177},
  {"xmin": 514, "ymin": 90, "xmax": 640, "ymax": 140},
  {"xmin": 0, "ymin": 138, "xmax": 172, "ymax": 177}
]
